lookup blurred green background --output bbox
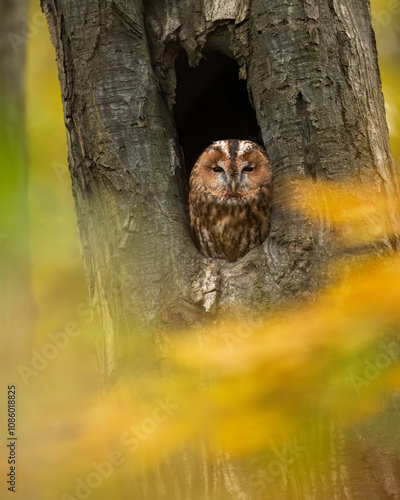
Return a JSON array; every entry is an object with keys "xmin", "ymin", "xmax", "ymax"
[{"xmin": 26, "ymin": 1, "xmax": 87, "ymax": 347}]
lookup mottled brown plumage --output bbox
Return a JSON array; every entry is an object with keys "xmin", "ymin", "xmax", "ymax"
[{"xmin": 189, "ymin": 139, "xmax": 272, "ymax": 262}]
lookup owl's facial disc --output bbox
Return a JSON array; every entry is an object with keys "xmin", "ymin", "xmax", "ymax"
[{"xmin": 200, "ymin": 145, "xmax": 263, "ymax": 197}]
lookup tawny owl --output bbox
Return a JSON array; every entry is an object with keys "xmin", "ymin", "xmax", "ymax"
[{"xmin": 189, "ymin": 139, "xmax": 272, "ymax": 262}]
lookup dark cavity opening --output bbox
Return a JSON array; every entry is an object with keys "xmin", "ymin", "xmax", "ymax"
[{"xmin": 174, "ymin": 51, "xmax": 263, "ymax": 176}]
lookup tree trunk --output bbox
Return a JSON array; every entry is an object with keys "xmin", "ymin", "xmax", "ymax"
[
  {"xmin": 0, "ymin": 0, "xmax": 34, "ymax": 370},
  {"xmin": 42, "ymin": 0, "xmax": 399, "ymax": 498}
]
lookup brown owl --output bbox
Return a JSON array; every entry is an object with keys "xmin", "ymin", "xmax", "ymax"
[{"xmin": 189, "ymin": 139, "xmax": 272, "ymax": 262}]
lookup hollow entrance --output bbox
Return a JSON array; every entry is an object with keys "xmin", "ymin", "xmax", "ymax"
[{"xmin": 174, "ymin": 51, "xmax": 263, "ymax": 176}]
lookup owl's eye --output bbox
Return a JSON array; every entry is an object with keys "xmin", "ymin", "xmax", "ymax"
[
  {"xmin": 212, "ymin": 166, "xmax": 224, "ymax": 173},
  {"xmin": 243, "ymin": 166, "xmax": 254, "ymax": 172}
]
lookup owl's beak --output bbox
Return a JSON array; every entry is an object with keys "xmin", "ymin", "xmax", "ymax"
[{"xmin": 231, "ymin": 180, "xmax": 237, "ymax": 192}]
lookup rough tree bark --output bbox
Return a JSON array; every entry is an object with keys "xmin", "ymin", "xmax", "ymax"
[{"xmin": 42, "ymin": 0, "xmax": 399, "ymax": 498}]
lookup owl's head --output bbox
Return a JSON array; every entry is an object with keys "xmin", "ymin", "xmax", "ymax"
[{"xmin": 189, "ymin": 139, "xmax": 272, "ymax": 202}]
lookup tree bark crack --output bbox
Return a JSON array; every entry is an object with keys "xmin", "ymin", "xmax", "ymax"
[
  {"xmin": 296, "ymin": 92, "xmax": 322, "ymax": 181},
  {"xmin": 112, "ymin": 0, "xmax": 143, "ymax": 38}
]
